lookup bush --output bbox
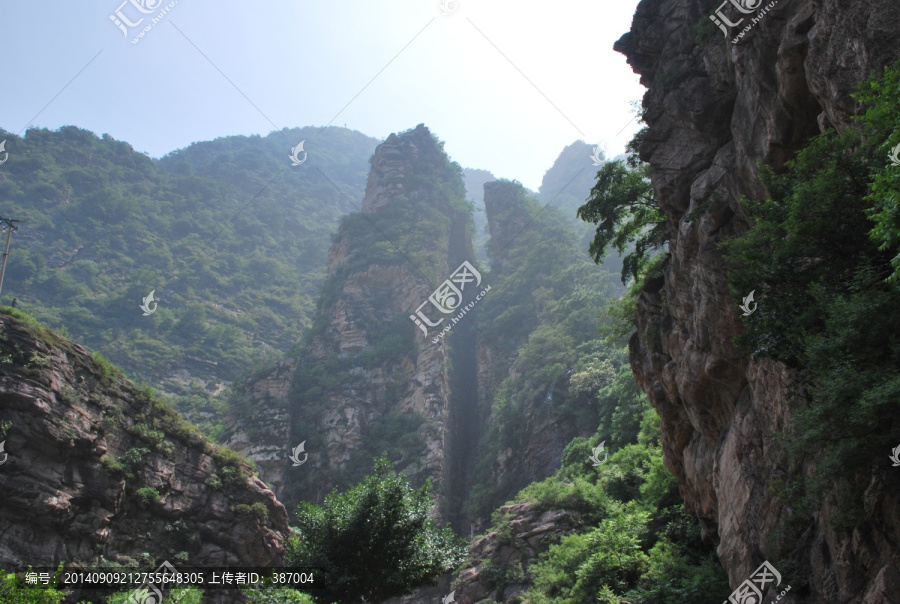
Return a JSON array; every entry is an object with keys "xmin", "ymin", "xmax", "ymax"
[
  {"xmin": 721, "ymin": 62, "xmax": 900, "ymax": 524},
  {"xmin": 135, "ymin": 487, "xmax": 161, "ymax": 505},
  {"xmin": 235, "ymin": 502, "xmax": 269, "ymax": 523},
  {"xmin": 92, "ymin": 352, "xmax": 122, "ymax": 383},
  {"xmin": 288, "ymin": 457, "xmax": 466, "ymax": 603},
  {"xmin": 0, "ymin": 564, "xmax": 73, "ymax": 604}
]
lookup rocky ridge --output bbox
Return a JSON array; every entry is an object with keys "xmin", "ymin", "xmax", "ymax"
[
  {"xmin": 0, "ymin": 311, "xmax": 288, "ymax": 601},
  {"xmin": 616, "ymin": 0, "xmax": 900, "ymax": 600}
]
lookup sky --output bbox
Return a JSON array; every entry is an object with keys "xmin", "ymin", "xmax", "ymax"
[{"xmin": 0, "ymin": 0, "xmax": 644, "ymax": 191}]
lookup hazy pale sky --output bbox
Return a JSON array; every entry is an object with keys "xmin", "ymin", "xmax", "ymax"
[{"xmin": 1, "ymin": 0, "xmax": 644, "ymax": 191}]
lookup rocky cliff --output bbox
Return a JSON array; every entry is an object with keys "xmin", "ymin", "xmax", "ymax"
[
  {"xmin": 452, "ymin": 502, "xmax": 580, "ymax": 603},
  {"xmin": 224, "ymin": 124, "xmax": 479, "ymax": 526},
  {"xmin": 469, "ymin": 181, "xmax": 596, "ymax": 519},
  {"xmin": 0, "ymin": 310, "xmax": 289, "ymax": 601},
  {"xmin": 616, "ymin": 0, "xmax": 900, "ymax": 600},
  {"xmin": 224, "ymin": 129, "xmax": 605, "ymax": 545}
]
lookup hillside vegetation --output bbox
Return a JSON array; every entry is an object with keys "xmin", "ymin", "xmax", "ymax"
[{"xmin": 0, "ymin": 125, "xmax": 378, "ymax": 436}]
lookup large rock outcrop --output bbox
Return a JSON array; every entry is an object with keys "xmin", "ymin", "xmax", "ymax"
[
  {"xmin": 452, "ymin": 502, "xmax": 580, "ymax": 604},
  {"xmin": 0, "ymin": 311, "xmax": 289, "ymax": 601},
  {"xmin": 616, "ymin": 0, "xmax": 900, "ymax": 600},
  {"xmin": 224, "ymin": 124, "xmax": 477, "ymax": 524}
]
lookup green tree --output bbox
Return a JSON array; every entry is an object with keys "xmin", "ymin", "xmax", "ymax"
[
  {"xmin": 577, "ymin": 155, "xmax": 667, "ymax": 284},
  {"xmin": 721, "ymin": 62, "xmax": 900, "ymax": 526},
  {"xmin": 0, "ymin": 565, "xmax": 82, "ymax": 604},
  {"xmin": 287, "ymin": 457, "xmax": 466, "ymax": 603},
  {"xmin": 859, "ymin": 62, "xmax": 900, "ymax": 282}
]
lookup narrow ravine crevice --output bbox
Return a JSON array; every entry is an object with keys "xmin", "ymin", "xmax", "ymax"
[{"xmin": 444, "ymin": 211, "xmax": 482, "ymax": 534}]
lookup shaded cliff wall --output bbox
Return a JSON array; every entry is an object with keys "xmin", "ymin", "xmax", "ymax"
[
  {"xmin": 256, "ymin": 124, "xmax": 477, "ymax": 522},
  {"xmin": 0, "ymin": 311, "xmax": 288, "ymax": 599},
  {"xmin": 466, "ymin": 180, "xmax": 610, "ymax": 527},
  {"xmin": 616, "ymin": 0, "xmax": 900, "ymax": 600}
]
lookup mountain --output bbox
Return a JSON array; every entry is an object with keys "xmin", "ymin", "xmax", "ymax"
[
  {"xmin": 0, "ymin": 125, "xmax": 379, "ymax": 438},
  {"xmin": 220, "ymin": 126, "xmax": 624, "ymax": 536},
  {"xmin": 536, "ymin": 140, "xmax": 601, "ymax": 221},
  {"xmin": 0, "ymin": 308, "xmax": 287, "ymax": 603},
  {"xmin": 616, "ymin": 0, "xmax": 900, "ymax": 600}
]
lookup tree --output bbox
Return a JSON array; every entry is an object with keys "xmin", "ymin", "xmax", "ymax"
[
  {"xmin": 721, "ymin": 62, "xmax": 900, "ymax": 524},
  {"xmin": 577, "ymin": 157, "xmax": 667, "ymax": 284},
  {"xmin": 287, "ymin": 457, "xmax": 466, "ymax": 603}
]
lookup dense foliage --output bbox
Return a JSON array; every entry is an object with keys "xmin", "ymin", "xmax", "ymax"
[
  {"xmin": 722, "ymin": 64, "xmax": 900, "ymax": 533},
  {"xmin": 465, "ymin": 401, "xmax": 728, "ymax": 602},
  {"xmin": 577, "ymin": 131, "xmax": 667, "ymax": 284},
  {"xmin": 287, "ymin": 458, "xmax": 466, "ymax": 603},
  {"xmin": 0, "ymin": 125, "xmax": 377, "ymax": 437},
  {"xmin": 465, "ymin": 180, "xmax": 623, "ymax": 519},
  {"xmin": 0, "ymin": 565, "xmax": 70, "ymax": 604}
]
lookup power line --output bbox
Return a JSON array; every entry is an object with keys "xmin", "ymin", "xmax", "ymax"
[{"xmin": 0, "ymin": 217, "xmax": 20, "ymax": 299}]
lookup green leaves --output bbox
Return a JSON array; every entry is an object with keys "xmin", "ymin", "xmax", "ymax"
[
  {"xmin": 721, "ymin": 61, "xmax": 900, "ymax": 527},
  {"xmin": 578, "ymin": 161, "xmax": 667, "ymax": 284},
  {"xmin": 857, "ymin": 63, "xmax": 900, "ymax": 283},
  {"xmin": 287, "ymin": 458, "xmax": 465, "ymax": 603}
]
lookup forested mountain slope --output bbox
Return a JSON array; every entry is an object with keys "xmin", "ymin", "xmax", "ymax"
[{"xmin": 0, "ymin": 125, "xmax": 378, "ymax": 437}]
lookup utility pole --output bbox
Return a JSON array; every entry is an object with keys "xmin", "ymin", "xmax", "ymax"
[{"xmin": 0, "ymin": 217, "xmax": 20, "ymax": 299}]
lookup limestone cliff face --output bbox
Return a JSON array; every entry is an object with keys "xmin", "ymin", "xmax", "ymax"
[
  {"xmin": 220, "ymin": 359, "xmax": 295, "ymax": 499},
  {"xmin": 616, "ymin": 0, "xmax": 900, "ymax": 600},
  {"xmin": 224, "ymin": 125, "xmax": 476, "ymax": 523},
  {"xmin": 0, "ymin": 313, "xmax": 288, "ymax": 592}
]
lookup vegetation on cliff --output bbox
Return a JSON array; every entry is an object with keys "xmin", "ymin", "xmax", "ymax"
[
  {"xmin": 461, "ymin": 392, "xmax": 728, "ymax": 603},
  {"xmin": 466, "ymin": 180, "xmax": 623, "ymax": 520},
  {"xmin": 287, "ymin": 457, "xmax": 465, "ymax": 603},
  {"xmin": 0, "ymin": 125, "xmax": 377, "ymax": 437},
  {"xmin": 722, "ymin": 63, "xmax": 900, "ymax": 573},
  {"xmin": 577, "ymin": 130, "xmax": 666, "ymax": 284}
]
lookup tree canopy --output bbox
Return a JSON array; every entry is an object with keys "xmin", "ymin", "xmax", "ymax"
[
  {"xmin": 287, "ymin": 457, "xmax": 466, "ymax": 603},
  {"xmin": 577, "ymin": 155, "xmax": 667, "ymax": 284}
]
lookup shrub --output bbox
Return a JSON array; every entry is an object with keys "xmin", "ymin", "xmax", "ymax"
[
  {"xmin": 0, "ymin": 565, "xmax": 69, "ymax": 604},
  {"xmin": 235, "ymin": 502, "xmax": 269, "ymax": 523},
  {"xmin": 92, "ymin": 352, "xmax": 122, "ymax": 383},
  {"xmin": 135, "ymin": 487, "xmax": 161, "ymax": 505}
]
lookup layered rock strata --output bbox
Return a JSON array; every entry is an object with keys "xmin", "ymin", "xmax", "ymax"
[
  {"xmin": 615, "ymin": 0, "xmax": 900, "ymax": 600},
  {"xmin": 0, "ymin": 312, "xmax": 288, "ymax": 600}
]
